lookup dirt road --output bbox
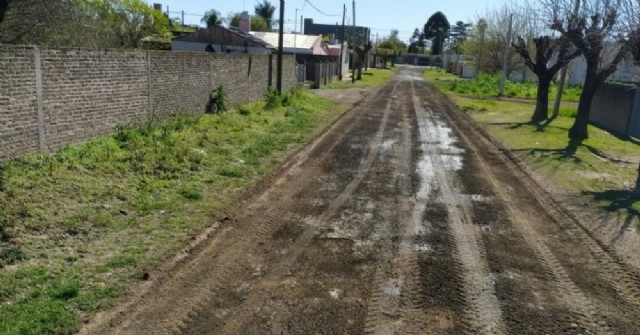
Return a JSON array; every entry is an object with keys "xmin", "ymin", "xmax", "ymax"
[{"xmin": 81, "ymin": 66, "xmax": 640, "ymax": 335}]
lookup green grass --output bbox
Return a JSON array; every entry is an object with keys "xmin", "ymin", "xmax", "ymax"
[
  {"xmin": 0, "ymin": 89, "xmax": 348, "ymax": 335},
  {"xmin": 424, "ymin": 68, "xmax": 582, "ymax": 102},
  {"xmin": 448, "ymin": 93, "xmax": 640, "ymax": 221},
  {"xmin": 325, "ymin": 68, "xmax": 394, "ymax": 89}
]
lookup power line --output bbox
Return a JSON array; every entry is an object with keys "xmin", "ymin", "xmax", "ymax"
[{"xmin": 304, "ymin": 0, "xmax": 342, "ymax": 17}]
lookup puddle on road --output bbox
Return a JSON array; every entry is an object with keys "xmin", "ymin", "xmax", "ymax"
[{"xmin": 415, "ymin": 242, "xmax": 433, "ymax": 252}]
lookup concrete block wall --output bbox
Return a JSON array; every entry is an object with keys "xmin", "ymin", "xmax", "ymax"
[{"xmin": 0, "ymin": 45, "xmax": 297, "ymax": 160}]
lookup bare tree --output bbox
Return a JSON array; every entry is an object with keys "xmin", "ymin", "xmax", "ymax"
[
  {"xmin": 546, "ymin": 0, "xmax": 637, "ymax": 143},
  {"xmin": 513, "ymin": 36, "xmax": 580, "ymax": 122},
  {"xmin": 461, "ymin": 4, "xmax": 533, "ymax": 74}
]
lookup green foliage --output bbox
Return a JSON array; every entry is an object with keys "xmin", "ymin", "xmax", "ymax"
[
  {"xmin": 254, "ymin": 0, "xmax": 276, "ymax": 30},
  {"xmin": 265, "ymin": 87, "xmax": 282, "ymax": 109},
  {"xmin": 207, "ymin": 86, "xmax": 228, "ymax": 114},
  {"xmin": 49, "ymin": 280, "xmax": 81, "ymax": 300},
  {"xmin": 229, "ymin": 12, "xmax": 268, "ymax": 32},
  {"xmin": 424, "ymin": 11, "xmax": 450, "ymax": 55},
  {"xmin": 425, "ymin": 69, "xmax": 582, "ymax": 103},
  {"xmin": 179, "ymin": 187, "xmax": 202, "ymax": 201},
  {"xmin": 202, "ymin": 9, "xmax": 223, "ymax": 27},
  {"xmin": 0, "ymin": 90, "xmax": 345, "ymax": 335},
  {"xmin": 0, "ymin": 246, "xmax": 27, "ymax": 265},
  {"xmin": 325, "ymin": 68, "xmax": 393, "ymax": 89}
]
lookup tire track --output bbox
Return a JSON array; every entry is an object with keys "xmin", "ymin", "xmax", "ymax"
[
  {"xmin": 362, "ymin": 80, "xmax": 421, "ymax": 335},
  {"xmin": 80, "ymin": 83, "xmax": 393, "ymax": 335},
  {"xmin": 180, "ymin": 81, "xmax": 402, "ymax": 335},
  {"xmin": 426, "ymin": 83, "xmax": 616, "ymax": 335},
  {"xmin": 412, "ymin": 83, "xmax": 507, "ymax": 335},
  {"xmin": 433, "ymin": 83, "xmax": 640, "ymax": 312}
]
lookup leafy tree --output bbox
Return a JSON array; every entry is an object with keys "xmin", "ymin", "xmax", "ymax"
[
  {"xmin": 229, "ymin": 13, "xmax": 268, "ymax": 32},
  {"xmin": 549, "ymin": 0, "xmax": 634, "ymax": 143},
  {"xmin": 408, "ymin": 28, "xmax": 426, "ymax": 53},
  {"xmin": 424, "ymin": 11, "xmax": 450, "ymax": 55},
  {"xmin": 0, "ymin": 0, "xmax": 76, "ymax": 45},
  {"xmin": 450, "ymin": 21, "xmax": 472, "ymax": 54},
  {"xmin": 254, "ymin": 0, "xmax": 276, "ymax": 30},
  {"xmin": 97, "ymin": 0, "xmax": 170, "ymax": 48},
  {"xmin": 512, "ymin": 36, "xmax": 580, "ymax": 123},
  {"xmin": 202, "ymin": 9, "xmax": 223, "ymax": 27}
]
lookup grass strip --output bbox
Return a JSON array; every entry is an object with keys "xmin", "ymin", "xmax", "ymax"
[
  {"xmin": 0, "ymin": 90, "xmax": 349, "ymax": 335},
  {"xmin": 444, "ymin": 91, "xmax": 640, "ymax": 218},
  {"xmin": 325, "ymin": 68, "xmax": 394, "ymax": 89},
  {"xmin": 424, "ymin": 67, "xmax": 583, "ymax": 102}
]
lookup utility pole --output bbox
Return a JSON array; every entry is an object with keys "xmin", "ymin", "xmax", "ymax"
[
  {"xmin": 352, "ymin": 0, "xmax": 357, "ymax": 83},
  {"xmin": 352, "ymin": 0, "xmax": 356, "ymax": 26},
  {"xmin": 499, "ymin": 13, "xmax": 513, "ymax": 96},
  {"xmin": 339, "ymin": 4, "xmax": 346, "ymax": 80},
  {"xmin": 475, "ymin": 19, "xmax": 486, "ymax": 78},
  {"xmin": 552, "ymin": 0, "xmax": 580, "ymax": 119},
  {"xmin": 181, "ymin": 10, "xmax": 184, "ymax": 28},
  {"xmin": 276, "ymin": 0, "xmax": 285, "ymax": 93}
]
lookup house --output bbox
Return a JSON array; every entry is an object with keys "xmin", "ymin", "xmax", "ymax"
[
  {"xmin": 303, "ymin": 18, "xmax": 370, "ymax": 44},
  {"xmin": 249, "ymin": 31, "xmax": 326, "ymax": 55},
  {"xmin": 171, "ymin": 25, "xmax": 272, "ymax": 54}
]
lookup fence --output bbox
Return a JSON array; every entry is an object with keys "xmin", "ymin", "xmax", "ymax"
[
  {"xmin": 590, "ymin": 82, "xmax": 640, "ymax": 138},
  {"xmin": 0, "ymin": 45, "xmax": 297, "ymax": 160}
]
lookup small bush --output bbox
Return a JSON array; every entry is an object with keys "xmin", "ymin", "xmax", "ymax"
[
  {"xmin": 265, "ymin": 87, "xmax": 282, "ymax": 109},
  {"xmin": 0, "ymin": 247, "xmax": 27, "ymax": 265},
  {"xmin": 49, "ymin": 280, "xmax": 81, "ymax": 300},
  {"xmin": 238, "ymin": 106, "xmax": 251, "ymax": 116},
  {"xmin": 207, "ymin": 85, "xmax": 227, "ymax": 114},
  {"xmin": 179, "ymin": 187, "xmax": 202, "ymax": 201}
]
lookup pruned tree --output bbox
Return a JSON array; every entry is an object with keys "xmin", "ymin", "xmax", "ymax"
[
  {"xmin": 202, "ymin": 9, "xmax": 223, "ymax": 27},
  {"xmin": 254, "ymin": 0, "xmax": 276, "ymax": 30},
  {"xmin": 423, "ymin": 11, "xmax": 450, "ymax": 55},
  {"xmin": 547, "ymin": 0, "xmax": 636, "ymax": 142},
  {"xmin": 513, "ymin": 35, "xmax": 580, "ymax": 122}
]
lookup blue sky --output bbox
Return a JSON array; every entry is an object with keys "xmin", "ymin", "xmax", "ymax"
[{"xmin": 146, "ymin": 0, "xmax": 504, "ymax": 42}]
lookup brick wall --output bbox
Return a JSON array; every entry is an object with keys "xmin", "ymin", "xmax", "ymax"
[
  {"xmin": 0, "ymin": 45, "xmax": 297, "ymax": 159},
  {"xmin": 0, "ymin": 46, "xmax": 39, "ymax": 157}
]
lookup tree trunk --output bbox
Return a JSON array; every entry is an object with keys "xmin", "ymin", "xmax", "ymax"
[
  {"xmin": 633, "ymin": 160, "xmax": 640, "ymax": 198},
  {"xmin": 531, "ymin": 77, "xmax": 551, "ymax": 123},
  {"xmin": 568, "ymin": 83, "xmax": 597, "ymax": 141},
  {"xmin": 568, "ymin": 66, "xmax": 598, "ymax": 142}
]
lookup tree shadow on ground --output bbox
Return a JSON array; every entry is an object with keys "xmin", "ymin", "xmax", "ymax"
[
  {"xmin": 581, "ymin": 189, "xmax": 640, "ymax": 243},
  {"xmin": 488, "ymin": 120, "xmax": 569, "ymax": 133},
  {"xmin": 511, "ymin": 142, "xmax": 583, "ymax": 164}
]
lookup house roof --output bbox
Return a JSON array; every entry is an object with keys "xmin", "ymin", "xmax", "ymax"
[
  {"xmin": 172, "ymin": 25, "xmax": 268, "ymax": 49},
  {"xmin": 249, "ymin": 32, "xmax": 321, "ymax": 50}
]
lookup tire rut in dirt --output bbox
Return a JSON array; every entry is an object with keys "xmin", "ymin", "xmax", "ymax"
[
  {"xmin": 460, "ymin": 149, "xmax": 592, "ymax": 335},
  {"xmin": 178, "ymin": 81, "xmax": 403, "ymax": 335},
  {"xmin": 420, "ymin": 79, "xmax": 640, "ymax": 334},
  {"xmin": 410, "ymin": 80, "xmax": 507, "ymax": 335}
]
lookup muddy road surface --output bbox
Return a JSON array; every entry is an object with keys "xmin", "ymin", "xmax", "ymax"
[{"xmin": 81, "ymin": 66, "xmax": 640, "ymax": 335}]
